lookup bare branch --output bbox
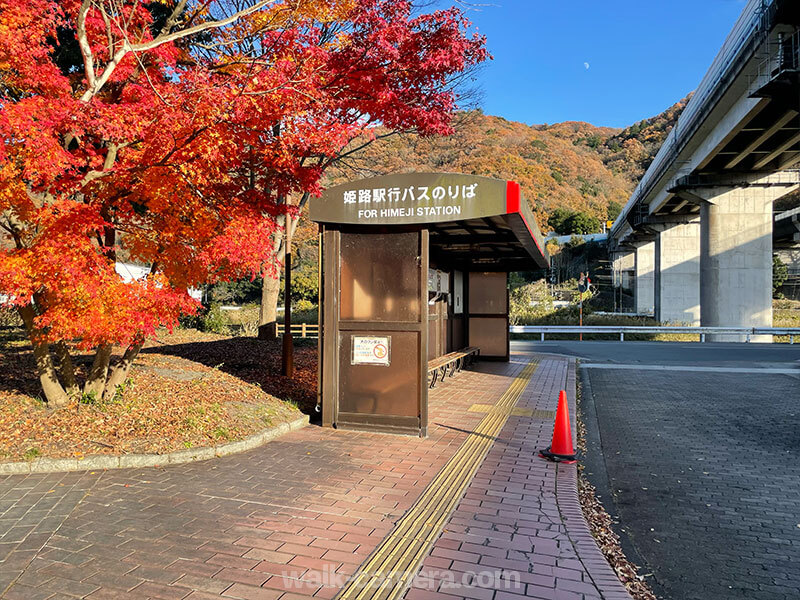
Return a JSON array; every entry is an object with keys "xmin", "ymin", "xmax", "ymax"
[
  {"xmin": 128, "ymin": 48, "xmax": 173, "ymax": 107},
  {"xmin": 76, "ymin": 0, "xmax": 97, "ymax": 93},
  {"xmin": 25, "ymin": 187, "xmax": 53, "ymax": 209},
  {"xmin": 98, "ymin": 4, "xmax": 115, "ymax": 59},
  {"xmin": 80, "ymin": 141, "xmax": 131, "ymax": 187},
  {"xmin": 80, "ymin": 0, "xmax": 280, "ymax": 102},
  {"xmin": 132, "ymin": 0, "xmax": 277, "ymax": 53},
  {"xmin": 159, "ymin": 0, "xmax": 189, "ymax": 37}
]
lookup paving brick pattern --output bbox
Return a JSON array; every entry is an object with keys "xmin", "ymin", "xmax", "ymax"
[
  {"xmin": 583, "ymin": 368, "xmax": 800, "ymax": 600},
  {"xmin": 405, "ymin": 358, "xmax": 629, "ymax": 600},
  {"xmin": 0, "ymin": 355, "xmax": 625, "ymax": 600}
]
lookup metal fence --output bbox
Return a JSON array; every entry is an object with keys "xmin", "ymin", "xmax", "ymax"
[
  {"xmin": 279, "ymin": 323, "xmax": 800, "ymax": 342},
  {"xmin": 509, "ymin": 325, "xmax": 800, "ymax": 343}
]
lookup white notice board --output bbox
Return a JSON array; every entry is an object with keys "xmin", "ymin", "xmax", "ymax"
[{"xmin": 351, "ymin": 335, "xmax": 391, "ymax": 366}]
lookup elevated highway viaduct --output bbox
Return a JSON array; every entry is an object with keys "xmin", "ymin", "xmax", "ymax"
[{"xmin": 610, "ymin": 0, "xmax": 800, "ymax": 340}]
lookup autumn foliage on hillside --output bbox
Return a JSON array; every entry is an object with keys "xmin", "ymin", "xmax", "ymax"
[
  {"xmin": 0, "ymin": 0, "xmax": 486, "ymax": 407},
  {"xmin": 328, "ymin": 97, "xmax": 691, "ymax": 228}
]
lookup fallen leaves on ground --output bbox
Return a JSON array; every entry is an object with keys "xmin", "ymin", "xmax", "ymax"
[{"xmin": 0, "ymin": 328, "xmax": 312, "ymax": 462}]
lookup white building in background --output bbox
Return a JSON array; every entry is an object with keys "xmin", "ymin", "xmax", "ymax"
[
  {"xmin": 0, "ymin": 263, "xmax": 203, "ymax": 305},
  {"xmin": 115, "ymin": 262, "xmax": 203, "ymax": 301},
  {"xmin": 115, "ymin": 262, "xmax": 151, "ymax": 283}
]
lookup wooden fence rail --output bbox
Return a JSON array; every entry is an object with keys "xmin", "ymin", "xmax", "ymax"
[{"xmin": 276, "ymin": 323, "xmax": 319, "ymax": 338}]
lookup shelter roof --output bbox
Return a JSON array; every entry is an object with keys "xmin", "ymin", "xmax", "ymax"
[{"xmin": 310, "ymin": 173, "xmax": 549, "ymax": 270}]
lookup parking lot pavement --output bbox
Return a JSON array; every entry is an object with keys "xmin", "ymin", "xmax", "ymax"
[
  {"xmin": 581, "ymin": 366, "xmax": 800, "ymax": 600},
  {"xmin": 512, "ymin": 339, "xmax": 800, "ymax": 368}
]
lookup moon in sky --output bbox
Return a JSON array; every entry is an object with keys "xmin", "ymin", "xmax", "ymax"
[{"xmin": 584, "ymin": 62, "xmax": 590, "ymax": 70}]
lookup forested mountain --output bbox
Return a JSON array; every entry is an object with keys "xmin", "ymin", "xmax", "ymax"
[{"xmin": 327, "ymin": 96, "xmax": 691, "ymax": 228}]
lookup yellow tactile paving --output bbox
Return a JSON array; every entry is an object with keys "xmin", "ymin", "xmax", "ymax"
[{"xmin": 334, "ymin": 357, "xmax": 541, "ymax": 600}]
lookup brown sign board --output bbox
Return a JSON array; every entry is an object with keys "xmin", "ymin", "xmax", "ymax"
[
  {"xmin": 310, "ymin": 173, "xmax": 509, "ymax": 225},
  {"xmin": 310, "ymin": 173, "xmax": 549, "ymax": 268}
]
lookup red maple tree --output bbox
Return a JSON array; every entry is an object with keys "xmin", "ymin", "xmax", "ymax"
[{"xmin": 0, "ymin": 0, "xmax": 486, "ymax": 407}]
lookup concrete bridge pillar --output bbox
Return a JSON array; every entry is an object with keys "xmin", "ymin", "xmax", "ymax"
[
  {"xmin": 652, "ymin": 220, "xmax": 701, "ymax": 325},
  {"xmin": 610, "ymin": 248, "xmax": 636, "ymax": 312},
  {"xmin": 674, "ymin": 174, "xmax": 799, "ymax": 341},
  {"xmin": 633, "ymin": 242, "xmax": 655, "ymax": 315},
  {"xmin": 611, "ymin": 250, "xmax": 634, "ymax": 285}
]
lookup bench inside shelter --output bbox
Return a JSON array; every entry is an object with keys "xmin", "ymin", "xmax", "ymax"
[{"xmin": 427, "ymin": 346, "xmax": 480, "ymax": 388}]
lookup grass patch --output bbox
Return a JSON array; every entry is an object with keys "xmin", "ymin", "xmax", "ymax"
[
  {"xmin": 511, "ymin": 310, "xmax": 698, "ymax": 342},
  {"xmin": 22, "ymin": 447, "xmax": 40, "ymax": 461}
]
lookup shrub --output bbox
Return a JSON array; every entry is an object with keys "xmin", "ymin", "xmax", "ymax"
[
  {"xmin": 239, "ymin": 308, "xmax": 260, "ymax": 337},
  {"xmin": 510, "ymin": 281, "xmax": 554, "ymax": 325},
  {"xmin": 293, "ymin": 304, "xmax": 319, "ymax": 325},
  {"xmin": 0, "ymin": 306, "xmax": 22, "ymax": 328},
  {"xmin": 773, "ymin": 254, "xmax": 788, "ymax": 297},
  {"xmin": 199, "ymin": 303, "xmax": 228, "ymax": 334}
]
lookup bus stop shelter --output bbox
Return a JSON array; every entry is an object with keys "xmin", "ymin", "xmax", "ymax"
[{"xmin": 309, "ymin": 173, "xmax": 549, "ymax": 436}]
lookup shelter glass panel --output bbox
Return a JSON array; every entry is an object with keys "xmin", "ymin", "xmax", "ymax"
[
  {"xmin": 340, "ymin": 232, "xmax": 420, "ymax": 322},
  {"xmin": 468, "ymin": 272, "xmax": 508, "ymax": 314},
  {"xmin": 427, "ymin": 300, "xmax": 447, "ymax": 360},
  {"xmin": 427, "ymin": 305, "xmax": 438, "ymax": 361}
]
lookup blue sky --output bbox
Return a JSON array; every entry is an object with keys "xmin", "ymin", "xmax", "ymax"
[{"xmin": 443, "ymin": 0, "xmax": 748, "ymax": 128}]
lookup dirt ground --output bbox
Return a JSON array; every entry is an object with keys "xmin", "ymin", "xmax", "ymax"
[{"xmin": 0, "ymin": 328, "xmax": 315, "ymax": 462}]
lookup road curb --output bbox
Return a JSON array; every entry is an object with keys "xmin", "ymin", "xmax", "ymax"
[
  {"xmin": 0, "ymin": 414, "xmax": 309, "ymax": 476},
  {"xmin": 555, "ymin": 357, "xmax": 634, "ymax": 599}
]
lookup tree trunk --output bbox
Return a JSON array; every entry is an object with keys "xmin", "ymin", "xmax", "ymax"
[
  {"xmin": 102, "ymin": 338, "xmax": 144, "ymax": 401},
  {"xmin": 260, "ymin": 269, "xmax": 281, "ymax": 326},
  {"xmin": 54, "ymin": 342, "xmax": 79, "ymax": 397},
  {"xmin": 17, "ymin": 304, "xmax": 70, "ymax": 408},
  {"xmin": 259, "ymin": 210, "xmax": 307, "ymax": 339},
  {"xmin": 259, "ymin": 214, "xmax": 299, "ymax": 330},
  {"xmin": 84, "ymin": 344, "xmax": 112, "ymax": 398}
]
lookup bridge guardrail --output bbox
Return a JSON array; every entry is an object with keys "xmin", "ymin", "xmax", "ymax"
[
  {"xmin": 611, "ymin": 0, "xmax": 777, "ymax": 237},
  {"xmin": 509, "ymin": 325, "xmax": 799, "ymax": 343}
]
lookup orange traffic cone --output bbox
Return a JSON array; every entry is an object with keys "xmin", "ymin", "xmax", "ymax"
[{"xmin": 539, "ymin": 390, "xmax": 577, "ymax": 463}]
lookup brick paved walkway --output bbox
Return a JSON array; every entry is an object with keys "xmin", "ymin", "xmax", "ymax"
[
  {"xmin": 405, "ymin": 358, "xmax": 629, "ymax": 600},
  {"xmin": 0, "ymin": 354, "xmax": 629, "ymax": 600}
]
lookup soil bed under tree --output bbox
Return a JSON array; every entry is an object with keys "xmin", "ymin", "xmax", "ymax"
[{"xmin": 0, "ymin": 328, "xmax": 316, "ymax": 463}]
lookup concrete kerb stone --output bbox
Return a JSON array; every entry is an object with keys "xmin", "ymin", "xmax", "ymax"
[
  {"xmin": 0, "ymin": 414, "xmax": 309, "ymax": 475},
  {"xmin": 168, "ymin": 446, "xmax": 216, "ymax": 464},
  {"xmin": 30, "ymin": 457, "xmax": 81, "ymax": 473},
  {"xmin": 118, "ymin": 454, "xmax": 165, "ymax": 469},
  {"xmin": 0, "ymin": 461, "xmax": 33, "ymax": 475},
  {"xmin": 555, "ymin": 357, "xmax": 633, "ymax": 599}
]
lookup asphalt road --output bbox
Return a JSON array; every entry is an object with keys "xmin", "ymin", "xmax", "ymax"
[
  {"xmin": 511, "ymin": 339, "xmax": 800, "ymax": 369},
  {"xmin": 514, "ymin": 340, "xmax": 800, "ymax": 600}
]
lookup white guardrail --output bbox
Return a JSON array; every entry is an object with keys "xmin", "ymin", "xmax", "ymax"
[{"xmin": 509, "ymin": 326, "xmax": 800, "ymax": 343}]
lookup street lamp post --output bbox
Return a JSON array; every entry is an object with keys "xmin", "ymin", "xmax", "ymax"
[{"xmin": 282, "ymin": 221, "xmax": 294, "ymax": 377}]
